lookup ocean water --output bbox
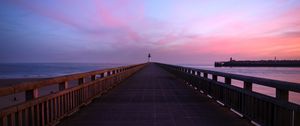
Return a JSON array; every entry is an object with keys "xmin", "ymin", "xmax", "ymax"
[
  {"xmin": 0, "ymin": 63, "xmax": 126, "ymax": 79},
  {"xmin": 183, "ymin": 65, "xmax": 300, "ymax": 83},
  {"xmin": 183, "ymin": 64, "xmax": 300, "ymax": 104}
]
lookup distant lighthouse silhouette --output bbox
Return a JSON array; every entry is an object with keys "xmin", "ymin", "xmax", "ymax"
[{"xmin": 148, "ymin": 53, "xmax": 151, "ymax": 62}]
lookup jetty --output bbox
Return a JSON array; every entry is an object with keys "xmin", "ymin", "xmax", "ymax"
[
  {"xmin": 0, "ymin": 63, "xmax": 300, "ymax": 126},
  {"xmin": 215, "ymin": 59, "xmax": 300, "ymax": 67}
]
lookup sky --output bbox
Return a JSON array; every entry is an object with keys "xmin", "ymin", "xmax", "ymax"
[{"xmin": 1, "ymin": 0, "xmax": 300, "ymax": 64}]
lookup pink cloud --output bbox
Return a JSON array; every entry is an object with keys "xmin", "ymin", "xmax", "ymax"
[
  {"xmin": 7, "ymin": 0, "xmax": 146, "ymax": 42},
  {"xmin": 3, "ymin": 0, "xmax": 300, "ymax": 64},
  {"xmin": 147, "ymin": 30, "xmax": 300, "ymax": 64}
]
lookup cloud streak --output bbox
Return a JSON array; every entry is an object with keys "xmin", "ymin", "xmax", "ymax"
[{"xmin": 1, "ymin": 0, "xmax": 300, "ymax": 64}]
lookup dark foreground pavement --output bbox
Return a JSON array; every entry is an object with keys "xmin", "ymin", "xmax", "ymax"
[{"xmin": 59, "ymin": 63, "xmax": 251, "ymax": 126}]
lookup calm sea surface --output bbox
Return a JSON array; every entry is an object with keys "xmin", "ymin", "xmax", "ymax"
[
  {"xmin": 183, "ymin": 65, "xmax": 300, "ymax": 83},
  {"xmin": 4, "ymin": 63, "xmax": 299, "ymax": 83},
  {"xmin": 0, "ymin": 63, "xmax": 126, "ymax": 79},
  {"xmin": 183, "ymin": 64, "xmax": 300, "ymax": 104}
]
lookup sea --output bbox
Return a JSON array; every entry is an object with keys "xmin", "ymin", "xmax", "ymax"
[
  {"xmin": 0, "ymin": 63, "xmax": 299, "ymax": 107},
  {"xmin": 2, "ymin": 63, "xmax": 299, "ymax": 82},
  {"xmin": 0, "ymin": 63, "xmax": 126, "ymax": 79}
]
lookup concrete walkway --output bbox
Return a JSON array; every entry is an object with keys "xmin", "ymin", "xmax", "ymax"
[{"xmin": 59, "ymin": 64, "xmax": 251, "ymax": 126}]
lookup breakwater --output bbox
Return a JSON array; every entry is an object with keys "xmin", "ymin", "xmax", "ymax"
[{"xmin": 215, "ymin": 60, "xmax": 300, "ymax": 67}]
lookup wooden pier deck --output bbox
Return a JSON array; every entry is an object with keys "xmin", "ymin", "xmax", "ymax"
[{"xmin": 58, "ymin": 63, "xmax": 251, "ymax": 126}]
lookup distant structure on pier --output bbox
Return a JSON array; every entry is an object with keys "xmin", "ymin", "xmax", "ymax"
[
  {"xmin": 148, "ymin": 53, "xmax": 151, "ymax": 62},
  {"xmin": 215, "ymin": 58, "xmax": 300, "ymax": 67}
]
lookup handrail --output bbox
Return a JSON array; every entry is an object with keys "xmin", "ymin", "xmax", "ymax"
[
  {"xmin": 0, "ymin": 63, "xmax": 146, "ymax": 126},
  {"xmin": 0, "ymin": 64, "xmax": 143, "ymax": 97},
  {"xmin": 170, "ymin": 64, "xmax": 300, "ymax": 92},
  {"xmin": 157, "ymin": 62, "xmax": 300, "ymax": 126}
]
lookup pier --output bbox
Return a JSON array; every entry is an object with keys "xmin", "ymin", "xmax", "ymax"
[{"xmin": 1, "ymin": 63, "xmax": 300, "ymax": 126}]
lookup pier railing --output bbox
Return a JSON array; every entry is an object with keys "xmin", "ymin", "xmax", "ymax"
[
  {"xmin": 158, "ymin": 63, "xmax": 300, "ymax": 126},
  {"xmin": 0, "ymin": 63, "xmax": 146, "ymax": 126}
]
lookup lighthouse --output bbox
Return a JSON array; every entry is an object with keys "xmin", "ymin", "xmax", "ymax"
[{"xmin": 148, "ymin": 53, "xmax": 151, "ymax": 62}]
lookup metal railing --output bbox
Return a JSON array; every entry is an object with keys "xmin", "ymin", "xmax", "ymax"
[
  {"xmin": 0, "ymin": 63, "xmax": 146, "ymax": 126},
  {"xmin": 158, "ymin": 63, "xmax": 300, "ymax": 126}
]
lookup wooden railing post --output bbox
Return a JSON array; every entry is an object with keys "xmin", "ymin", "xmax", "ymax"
[
  {"xmin": 196, "ymin": 71, "xmax": 200, "ymax": 76},
  {"xmin": 243, "ymin": 81, "xmax": 252, "ymax": 91},
  {"xmin": 212, "ymin": 75, "xmax": 218, "ymax": 81},
  {"xmin": 225, "ymin": 77, "xmax": 231, "ymax": 85},
  {"xmin": 25, "ymin": 89, "xmax": 38, "ymax": 101},
  {"xmin": 276, "ymin": 89, "xmax": 288, "ymax": 101},
  {"xmin": 203, "ymin": 73, "xmax": 208, "ymax": 78},
  {"xmin": 78, "ymin": 78, "xmax": 85, "ymax": 85},
  {"xmin": 59, "ymin": 81, "xmax": 68, "ymax": 91},
  {"xmin": 91, "ymin": 75, "xmax": 96, "ymax": 81}
]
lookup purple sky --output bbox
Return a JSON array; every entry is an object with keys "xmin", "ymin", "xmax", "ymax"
[{"xmin": 1, "ymin": 0, "xmax": 300, "ymax": 64}]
